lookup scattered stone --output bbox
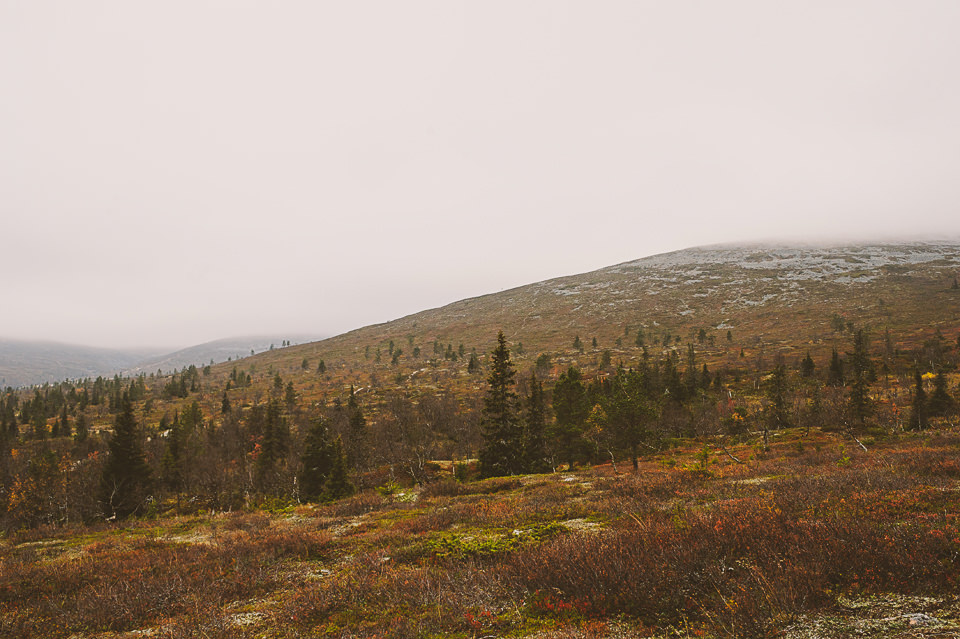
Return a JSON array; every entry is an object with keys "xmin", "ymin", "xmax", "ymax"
[{"xmin": 230, "ymin": 612, "xmax": 264, "ymax": 627}]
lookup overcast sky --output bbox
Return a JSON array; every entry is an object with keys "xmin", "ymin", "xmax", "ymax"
[{"xmin": 2, "ymin": 1, "xmax": 960, "ymax": 349}]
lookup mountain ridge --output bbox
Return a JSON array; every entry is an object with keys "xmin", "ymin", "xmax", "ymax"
[{"xmin": 0, "ymin": 334, "xmax": 325, "ymax": 388}]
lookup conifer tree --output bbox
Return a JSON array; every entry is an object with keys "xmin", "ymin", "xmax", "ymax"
[
  {"xmin": 345, "ymin": 385, "xmax": 368, "ymax": 469},
  {"xmin": 827, "ymin": 348, "xmax": 844, "ymax": 386},
  {"xmin": 74, "ymin": 413, "xmax": 88, "ymax": 443},
  {"xmin": 549, "ymin": 366, "xmax": 592, "ymax": 466},
  {"xmin": 298, "ymin": 418, "xmax": 335, "ymax": 502},
  {"xmin": 929, "ymin": 369, "xmax": 955, "ymax": 416},
  {"xmin": 800, "ymin": 352, "xmax": 816, "ymax": 378},
  {"xmin": 161, "ymin": 414, "xmax": 186, "ymax": 511},
  {"xmin": 100, "ymin": 393, "xmax": 152, "ymax": 518},
  {"xmin": 910, "ymin": 369, "xmax": 928, "ymax": 430},
  {"xmin": 522, "ymin": 373, "xmax": 550, "ymax": 473},
  {"xmin": 59, "ymin": 406, "xmax": 71, "ymax": 438},
  {"xmin": 847, "ymin": 329, "xmax": 872, "ymax": 424},
  {"xmin": 255, "ymin": 399, "xmax": 289, "ymax": 494},
  {"xmin": 479, "ymin": 331, "xmax": 523, "ymax": 477},
  {"xmin": 467, "ymin": 351, "xmax": 481, "ymax": 373},
  {"xmin": 325, "ymin": 436, "xmax": 353, "ymax": 499},
  {"xmin": 285, "ymin": 381, "xmax": 297, "ymax": 409}
]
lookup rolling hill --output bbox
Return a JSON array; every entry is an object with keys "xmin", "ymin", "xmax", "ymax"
[
  {"xmin": 243, "ymin": 241, "xmax": 960, "ymax": 384},
  {"xmin": 0, "ymin": 340, "xmax": 160, "ymax": 389},
  {"xmin": 0, "ymin": 335, "xmax": 324, "ymax": 388}
]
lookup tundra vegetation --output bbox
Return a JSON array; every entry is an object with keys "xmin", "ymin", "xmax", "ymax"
[{"xmin": 2, "ymin": 244, "xmax": 960, "ymax": 637}]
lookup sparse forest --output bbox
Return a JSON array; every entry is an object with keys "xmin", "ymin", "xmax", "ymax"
[{"xmin": 2, "ymin": 244, "xmax": 960, "ymax": 637}]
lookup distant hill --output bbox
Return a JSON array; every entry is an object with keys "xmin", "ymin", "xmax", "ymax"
[
  {"xmin": 124, "ymin": 335, "xmax": 325, "ymax": 376},
  {"xmin": 0, "ymin": 340, "xmax": 159, "ymax": 389},
  {"xmin": 0, "ymin": 335, "xmax": 325, "ymax": 388}
]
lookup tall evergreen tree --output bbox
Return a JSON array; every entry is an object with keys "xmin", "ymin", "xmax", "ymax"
[
  {"xmin": 800, "ymin": 352, "xmax": 816, "ymax": 378},
  {"xmin": 325, "ymin": 436, "xmax": 354, "ymax": 500},
  {"xmin": 298, "ymin": 418, "xmax": 335, "ymax": 502},
  {"xmin": 161, "ymin": 414, "xmax": 187, "ymax": 512},
  {"xmin": 74, "ymin": 413, "xmax": 89, "ymax": 443},
  {"xmin": 910, "ymin": 369, "xmax": 928, "ymax": 430},
  {"xmin": 345, "ymin": 386, "xmax": 368, "ymax": 469},
  {"xmin": 255, "ymin": 399, "xmax": 289, "ymax": 494},
  {"xmin": 479, "ymin": 331, "xmax": 523, "ymax": 477},
  {"xmin": 100, "ymin": 393, "xmax": 152, "ymax": 518},
  {"xmin": 847, "ymin": 329, "xmax": 872, "ymax": 424},
  {"xmin": 827, "ymin": 348, "xmax": 844, "ymax": 386},
  {"xmin": 766, "ymin": 361, "xmax": 791, "ymax": 429},
  {"xmin": 606, "ymin": 367, "xmax": 656, "ymax": 470},
  {"xmin": 59, "ymin": 405, "xmax": 71, "ymax": 438},
  {"xmin": 549, "ymin": 366, "xmax": 592, "ymax": 466},
  {"xmin": 522, "ymin": 373, "xmax": 550, "ymax": 473},
  {"xmin": 467, "ymin": 351, "xmax": 481, "ymax": 374},
  {"xmin": 929, "ymin": 369, "xmax": 955, "ymax": 416}
]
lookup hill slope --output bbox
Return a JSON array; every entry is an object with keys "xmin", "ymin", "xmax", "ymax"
[
  {"xmin": 255, "ymin": 241, "xmax": 960, "ymax": 377},
  {"xmin": 124, "ymin": 334, "xmax": 326, "ymax": 376}
]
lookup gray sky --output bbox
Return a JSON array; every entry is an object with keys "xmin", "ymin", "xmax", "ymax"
[{"xmin": 3, "ymin": 1, "xmax": 960, "ymax": 349}]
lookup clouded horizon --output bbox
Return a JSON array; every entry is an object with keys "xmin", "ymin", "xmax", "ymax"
[{"xmin": 3, "ymin": 2, "xmax": 960, "ymax": 349}]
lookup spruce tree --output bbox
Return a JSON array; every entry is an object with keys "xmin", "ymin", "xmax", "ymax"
[
  {"xmin": 929, "ymin": 369, "xmax": 954, "ymax": 416},
  {"xmin": 847, "ymin": 329, "xmax": 872, "ymax": 424},
  {"xmin": 549, "ymin": 366, "xmax": 592, "ymax": 466},
  {"xmin": 100, "ymin": 393, "xmax": 152, "ymax": 518},
  {"xmin": 522, "ymin": 373, "xmax": 550, "ymax": 473},
  {"xmin": 255, "ymin": 399, "xmax": 289, "ymax": 494},
  {"xmin": 479, "ymin": 331, "xmax": 523, "ymax": 477},
  {"xmin": 285, "ymin": 381, "xmax": 297, "ymax": 408},
  {"xmin": 161, "ymin": 414, "xmax": 186, "ymax": 511},
  {"xmin": 800, "ymin": 352, "xmax": 816, "ymax": 378},
  {"xmin": 346, "ymin": 386, "xmax": 368, "ymax": 469},
  {"xmin": 910, "ymin": 369, "xmax": 928, "ymax": 430},
  {"xmin": 827, "ymin": 348, "xmax": 844, "ymax": 386},
  {"xmin": 325, "ymin": 436, "xmax": 354, "ymax": 499},
  {"xmin": 467, "ymin": 351, "xmax": 481, "ymax": 373},
  {"xmin": 74, "ymin": 413, "xmax": 89, "ymax": 443},
  {"xmin": 59, "ymin": 406, "xmax": 71, "ymax": 438},
  {"xmin": 298, "ymin": 418, "xmax": 334, "ymax": 502}
]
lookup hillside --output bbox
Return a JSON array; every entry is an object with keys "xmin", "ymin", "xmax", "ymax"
[
  {"xmin": 241, "ymin": 241, "xmax": 960, "ymax": 390},
  {"xmin": 3, "ymin": 240, "xmax": 960, "ymax": 638},
  {"xmin": 123, "ymin": 334, "xmax": 326, "ymax": 377}
]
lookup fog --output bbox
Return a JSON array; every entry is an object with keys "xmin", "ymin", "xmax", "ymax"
[{"xmin": 3, "ymin": 2, "xmax": 959, "ymax": 348}]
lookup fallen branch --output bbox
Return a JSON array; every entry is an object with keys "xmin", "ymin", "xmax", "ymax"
[{"xmin": 718, "ymin": 443, "xmax": 744, "ymax": 464}]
